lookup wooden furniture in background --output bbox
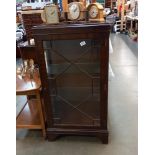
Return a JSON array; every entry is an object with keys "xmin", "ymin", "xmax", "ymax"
[
  {"xmin": 105, "ymin": 0, "xmax": 111, "ymax": 8},
  {"xmin": 16, "ymin": 70, "xmax": 46, "ymax": 138},
  {"xmin": 33, "ymin": 23, "xmax": 110, "ymax": 143},
  {"xmin": 111, "ymin": 0, "xmax": 116, "ymax": 9},
  {"xmin": 62, "ymin": 0, "xmax": 68, "ymax": 12},
  {"xmin": 20, "ymin": 10, "xmax": 44, "ymax": 43},
  {"xmin": 104, "ymin": 0, "xmax": 116, "ymax": 9},
  {"xmin": 117, "ymin": 0, "xmax": 120, "ymax": 16},
  {"xmin": 126, "ymin": 15, "xmax": 138, "ymax": 32},
  {"xmin": 120, "ymin": 0, "xmax": 125, "ymax": 31},
  {"xmin": 16, "ymin": 41, "xmax": 22, "ymax": 58},
  {"xmin": 17, "ymin": 41, "xmax": 37, "ymax": 63}
]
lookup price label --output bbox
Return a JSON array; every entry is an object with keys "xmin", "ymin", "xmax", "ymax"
[{"xmin": 80, "ymin": 41, "xmax": 86, "ymax": 46}]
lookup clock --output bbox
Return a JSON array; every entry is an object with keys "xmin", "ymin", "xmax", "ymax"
[
  {"xmin": 41, "ymin": 4, "xmax": 59, "ymax": 24},
  {"xmin": 67, "ymin": 2, "xmax": 86, "ymax": 21},
  {"xmin": 89, "ymin": 5, "xmax": 99, "ymax": 18},
  {"xmin": 87, "ymin": 3, "xmax": 105, "ymax": 22}
]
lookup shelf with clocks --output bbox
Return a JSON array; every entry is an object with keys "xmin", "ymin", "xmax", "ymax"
[{"xmin": 40, "ymin": 1, "xmax": 106, "ymax": 24}]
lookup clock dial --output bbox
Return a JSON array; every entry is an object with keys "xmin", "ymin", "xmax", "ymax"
[
  {"xmin": 51, "ymin": 10, "xmax": 55, "ymax": 15},
  {"xmin": 44, "ymin": 5, "xmax": 59, "ymax": 24},
  {"xmin": 69, "ymin": 3, "xmax": 80, "ymax": 20},
  {"xmin": 89, "ymin": 5, "xmax": 99, "ymax": 18}
]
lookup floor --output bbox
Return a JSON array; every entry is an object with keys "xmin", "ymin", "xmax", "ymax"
[{"xmin": 16, "ymin": 33, "xmax": 138, "ymax": 155}]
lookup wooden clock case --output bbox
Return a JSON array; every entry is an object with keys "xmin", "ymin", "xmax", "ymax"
[
  {"xmin": 87, "ymin": 3, "xmax": 105, "ymax": 22},
  {"xmin": 67, "ymin": 2, "xmax": 86, "ymax": 21}
]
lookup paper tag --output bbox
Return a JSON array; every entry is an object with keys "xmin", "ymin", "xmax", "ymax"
[{"xmin": 80, "ymin": 41, "xmax": 86, "ymax": 46}]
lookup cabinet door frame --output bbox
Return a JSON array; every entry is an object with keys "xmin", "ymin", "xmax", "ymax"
[{"xmin": 33, "ymin": 25, "xmax": 110, "ymax": 130}]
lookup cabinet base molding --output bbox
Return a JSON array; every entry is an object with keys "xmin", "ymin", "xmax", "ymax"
[{"xmin": 47, "ymin": 128, "xmax": 108, "ymax": 144}]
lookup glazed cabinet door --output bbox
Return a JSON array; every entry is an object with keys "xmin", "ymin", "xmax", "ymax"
[{"xmin": 43, "ymin": 39, "xmax": 103, "ymax": 127}]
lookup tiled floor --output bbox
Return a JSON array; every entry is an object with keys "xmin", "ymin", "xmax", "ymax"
[{"xmin": 16, "ymin": 33, "xmax": 138, "ymax": 155}]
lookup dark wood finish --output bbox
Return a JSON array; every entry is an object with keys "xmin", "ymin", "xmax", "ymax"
[
  {"xmin": 16, "ymin": 71, "xmax": 46, "ymax": 138},
  {"xmin": 105, "ymin": 0, "xmax": 111, "ymax": 8},
  {"xmin": 16, "ymin": 39, "xmax": 23, "ymax": 58},
  {"xmin": 17, "ymin": 41, "xmax": 37, "ymax": 63},
  {"xmin": 105, "ymin": 0, "xmax": 116, "ymax": 9},
  {"xmin": 21, "ymin": 12, "xmax": 43, "ymax": 42},
  {"xmin": 33, "ymin": 22, "xmax": 110, "ymax": 143},
  {"xmin": 16, "ymin": 44, "xmax": 21, "ymax": 58}
]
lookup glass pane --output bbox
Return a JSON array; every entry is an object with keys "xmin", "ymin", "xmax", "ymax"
[{"xmin": 43, "ymin": 39, "xmax": 101, "ymax": 126}]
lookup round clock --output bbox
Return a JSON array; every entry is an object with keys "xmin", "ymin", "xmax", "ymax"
[
  {"xmin": 89, "ymin": 5, "xmax": 99, "ymax": 19},
  {"xmin": 68, "ymin": 2, "xmax": 80, "ymax": 20},
  {"xmin": 87, "ymin": 3, "xmax": 105, "ymax": 22}
]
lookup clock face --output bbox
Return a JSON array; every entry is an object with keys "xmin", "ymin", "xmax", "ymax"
[
  {"xmin": 45, "ymin": 5, "xmax": 59, "ymax": 24},
  {"xmin": 89, "ymin": 5, "xmax": 99, "ymax": 18},
  {"xmin": 69, "ymin": 3, "xmax": 80, "ymax": 20}
]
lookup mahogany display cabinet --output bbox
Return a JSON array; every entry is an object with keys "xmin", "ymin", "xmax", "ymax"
[{"xmin": 32, "ymin": 23, "xmax": 110, "ymax": 143}]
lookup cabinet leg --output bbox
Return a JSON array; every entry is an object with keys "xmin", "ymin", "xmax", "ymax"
[
  {"xmin": 97, "ymin": 133, "xmax": 108, "ymax": 144},
  {"xmin": 42, "ymin": 128, "xmax": 46, "ymax": 139},
  {"xmin": 48, "ymin": 134, "xmax": 59, "ymax": 141}
]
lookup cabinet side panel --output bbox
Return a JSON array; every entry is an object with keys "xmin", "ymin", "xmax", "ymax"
[
  {"xmin": 35, "ymin": 40, "xmax": 54, "ymax": 127},
  {"xmin": 100, "ymin": 32, "xmax": 109, "ymax": 129}
]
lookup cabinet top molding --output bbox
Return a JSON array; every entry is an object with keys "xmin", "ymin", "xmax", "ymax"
[{"xmin": 32, "ymin": 22, "xmax": 111, "ymax": 35}]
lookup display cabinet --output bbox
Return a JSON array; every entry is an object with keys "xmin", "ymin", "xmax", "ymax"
[{"xmin": 33, "ymin": 23, "xmax": 110, "ymax": 143}]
